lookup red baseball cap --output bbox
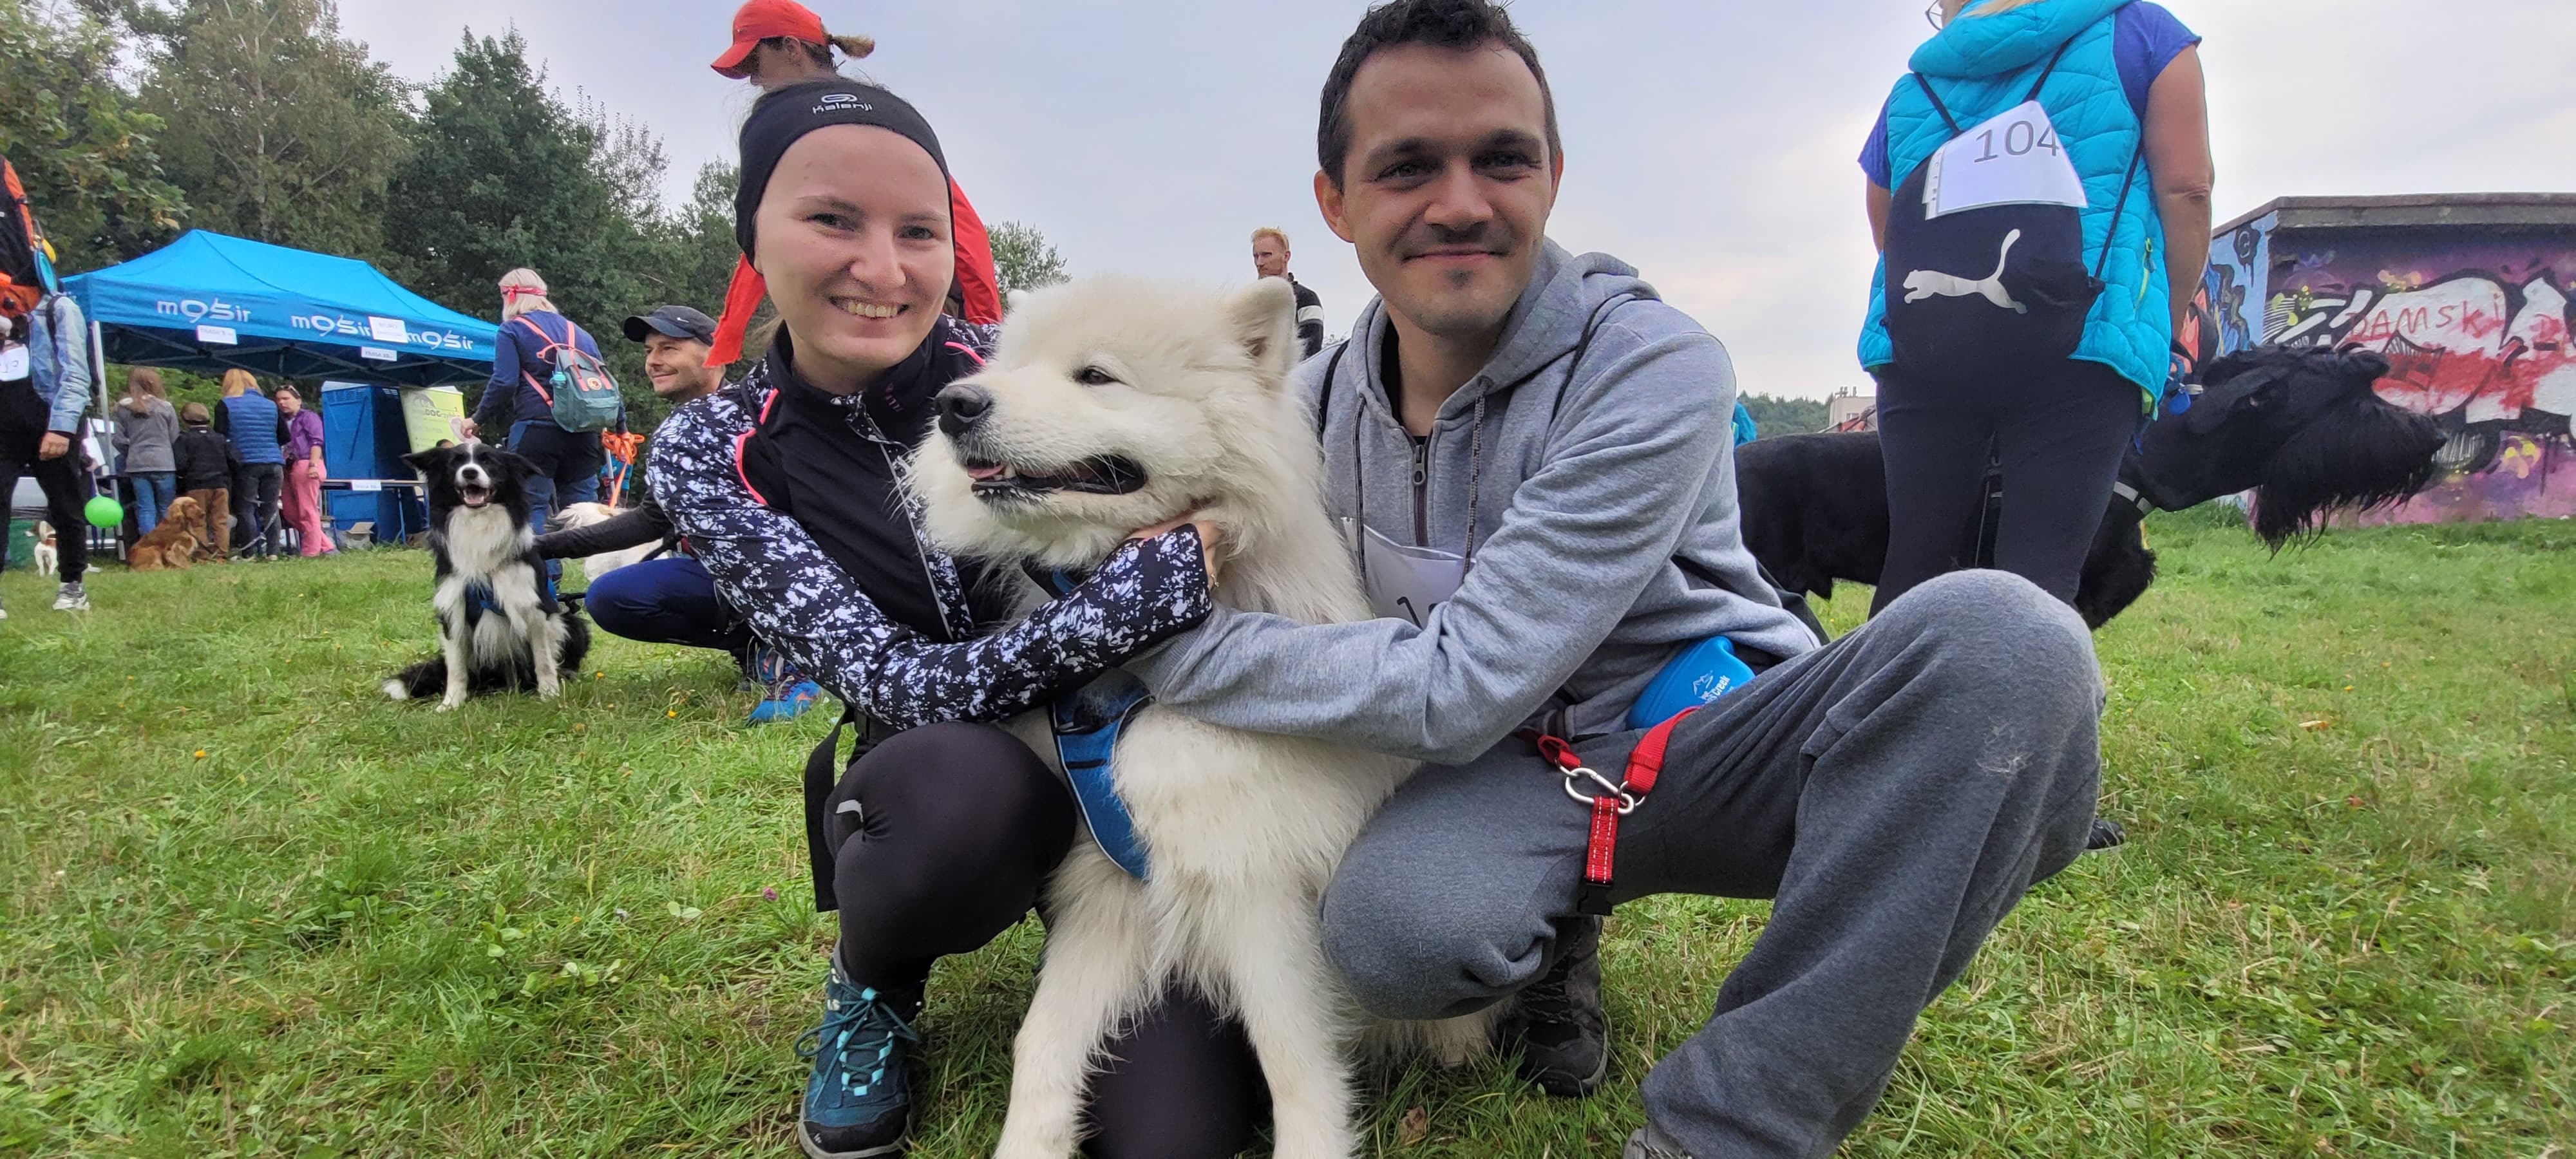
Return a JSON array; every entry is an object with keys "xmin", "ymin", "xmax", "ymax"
[{"xmin": 711, "ymin": 0, "xmax": 827, "ymax": 79}]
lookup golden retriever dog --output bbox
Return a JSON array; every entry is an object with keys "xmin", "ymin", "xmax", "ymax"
[{"xmin": 128, "ymin": 496, "xmax": 207, "ymax": 572}]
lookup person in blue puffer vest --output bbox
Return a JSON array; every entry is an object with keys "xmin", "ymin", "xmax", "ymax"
[
  {"xmin": 214, "ymin": 368, "xmax": 288, "ymax": 560},
  {"xmin": 1856, "ymin": 0, "xmax": 2211, "ymax": 614}
]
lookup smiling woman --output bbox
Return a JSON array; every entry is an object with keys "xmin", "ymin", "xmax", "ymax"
[
  {"xmin": 751, "ymin": 124, "xmax": 954, "ymax": 393},
  {"xmin": 644, "ymin": 76, "xmax": 1244, "ymax": 1159}
]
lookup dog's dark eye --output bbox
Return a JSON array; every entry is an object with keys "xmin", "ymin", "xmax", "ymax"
[{"xmin": 1074, "ymin": 366, "xmax": 1119, "ymax": 387}]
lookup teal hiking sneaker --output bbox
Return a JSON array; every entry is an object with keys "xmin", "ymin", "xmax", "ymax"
[
  {"xmin": 753, "ymin": 679, "xmax": 823, "ymax": 724},
  {"xmin": 796, "ymin": 963, "xmax": 922, "ymax": 1158},
  {"xmin": 748, "ymin": 645, "xmax": 823, "ymax": 724}
]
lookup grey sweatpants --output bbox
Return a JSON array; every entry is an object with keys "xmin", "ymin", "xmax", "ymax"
[{"xmin": 1320, "ymin": 570, "xmax": 2103, "ymax": 1158}]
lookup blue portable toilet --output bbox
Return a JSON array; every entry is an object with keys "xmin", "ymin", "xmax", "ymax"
[
  {"xmin": 321, "ymin": 383, "xmax": 428, "ymax": 542},
  {"xmin": 322, "ymin": 383, "xmax": 408, "ymax": 478}
]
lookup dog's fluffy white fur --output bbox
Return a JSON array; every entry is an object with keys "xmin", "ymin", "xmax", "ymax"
[
  {"xmin": 547, "ymin": 502, "xmax": 657, "ymax": 582},
  {"xmin": 913, "ymin": 278, "xmax": 1488, "ymax": 1159}
]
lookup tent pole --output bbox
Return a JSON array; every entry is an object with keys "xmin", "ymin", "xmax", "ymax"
[{"xmin": 90, "ymin": 317, "xmax": 106, "ymax": 419}]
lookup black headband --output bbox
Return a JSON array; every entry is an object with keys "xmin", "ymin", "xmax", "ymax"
[{"xmin": 734, "ymin": 79, "xmax": 949, "ymax": 258}]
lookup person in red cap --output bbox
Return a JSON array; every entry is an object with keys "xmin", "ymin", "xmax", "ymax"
[
  {"xmin": 708, "ymin": 0, "xmax": 876, "ymax": 84},
  {"xmin": 704, "ymin": 0, "xmax": 1002, "ymax": 368}
]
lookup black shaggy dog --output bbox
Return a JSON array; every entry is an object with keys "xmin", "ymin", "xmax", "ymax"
[
  {"xmin": 383, "ymin": 442, "xmax": 592, "ymax": 708},
  {"xmin": 1738, "ymin": 345, "xmax": 2446, "ymax": 630},
  {"xmin": 2133, "ymin": 346, "xmax": 2447, "ymax": 544}
]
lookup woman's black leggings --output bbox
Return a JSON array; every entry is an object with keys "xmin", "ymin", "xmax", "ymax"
[
  {"xmin": 1871, "ymin": 358, "xmax": 2146, "ymax": 614},
  {"xmin": 823, "ymin": 722, "xmax": 1265, "ymax": 1159}
]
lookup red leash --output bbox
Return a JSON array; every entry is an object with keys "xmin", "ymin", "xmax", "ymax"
[{"xmin": 1522, "ymin": 708, "xmax": 1698, "ymax": 916}]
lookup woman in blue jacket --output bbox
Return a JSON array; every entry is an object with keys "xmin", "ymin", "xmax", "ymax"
[
  {"xmin": 1857, "ymin": 0, "xmax": 2212, "ymax": 612},
  {"xmin": 471, "ymin": 268, "xmax": 610, "ymax": 554},
  {"xmin": 214, "ymin": 368, "xmax": 287, "ymax": 560}
]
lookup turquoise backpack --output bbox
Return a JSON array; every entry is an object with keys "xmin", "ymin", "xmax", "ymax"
[{"xmin": 511, "ymin": 316, "xmax": 624, "ymax": 433}]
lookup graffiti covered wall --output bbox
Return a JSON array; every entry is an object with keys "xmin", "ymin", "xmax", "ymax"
[{"xmin": 2206, "ymin": 223, "xmax": 2576, "ymax": 523}]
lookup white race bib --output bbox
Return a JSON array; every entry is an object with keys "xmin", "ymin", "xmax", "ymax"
[
  {"xmin": 0, "ymin": 343, "xmax": 26, "ymax": 382},
  {"xmin": 1924, "ymin": 100, "xmax": 2088, "ymax": 220},
  {"xmin": 1359, "ymin": 523, "xmax": 1464, "ymax": 628}
]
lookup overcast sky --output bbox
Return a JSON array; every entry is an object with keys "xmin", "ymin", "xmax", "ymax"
[{"xmin": 340, "ymin": 1, "xmax": 2575, "ymax": 401}]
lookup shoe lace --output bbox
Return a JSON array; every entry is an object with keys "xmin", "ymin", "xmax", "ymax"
[
  {"xmin": 795, "ymin": 986, "xmax": 922, "ymax": 1100},
  {"xmin": 1519, "ymin": 973, "xmax": 1575, "ymax": 1021},
  {"xmin": 1515, "ymin": 933, "xmax": 1598, "ymax": 1032}
]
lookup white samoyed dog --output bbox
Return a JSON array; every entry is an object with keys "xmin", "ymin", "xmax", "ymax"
[
  {"xmin": 544, "ymin": 502, "xmax": 658, "ymax": 583},
  {"xmin": 912, "ymin": 278, "xmax": 1490, "ymax": 1159}
]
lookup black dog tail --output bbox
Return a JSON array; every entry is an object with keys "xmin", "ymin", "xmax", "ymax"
[
  {"xmin": 384, "ymin": 657, "xmax": 448, "ymax": 701},
  {"xmin": 383, "ymin": 610, "xmax": 592, "ymax": 701}
]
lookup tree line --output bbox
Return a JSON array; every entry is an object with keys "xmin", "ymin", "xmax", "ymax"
[
  {"xmin": 3, "ymin": 0, "xmax": 1823, "ymax": 438},
  {"xmin": 1, "ymin": 0, "xmax": 1068, "ymax": 430}
]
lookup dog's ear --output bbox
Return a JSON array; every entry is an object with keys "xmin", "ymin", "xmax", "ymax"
[
  {"xmin": 401, "ymin": 447, "xmax": 449, "ymax": 475},
  {"xmin": 1224, "ymin": 279, "xmax": 1301, "ymax": 386},
  {"xmin": 2185, "ymin": 367, "xmax": 2287, "ymax": 435},
  {"xmin": 2335, "ymin": 346, "xmax": 2392, "ymax": 392},
  {"xmin": 490, "ymin": 449, "xmax": 540, "ymax": 478}
]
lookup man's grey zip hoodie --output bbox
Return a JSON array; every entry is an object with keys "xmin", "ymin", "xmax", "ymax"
[{"xmin": 1133, "ymin": 241, "xmax": 1819, "ymax": 766}]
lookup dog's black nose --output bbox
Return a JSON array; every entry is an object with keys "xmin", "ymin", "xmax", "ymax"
[{"xmin": 935, "ymin": 385, "xmax": 992, "ymax": 438}]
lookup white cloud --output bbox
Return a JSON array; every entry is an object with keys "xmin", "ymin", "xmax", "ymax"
[{"xmin": 340, "ymin": 0, "xmax": 2576, "ymax": 399}]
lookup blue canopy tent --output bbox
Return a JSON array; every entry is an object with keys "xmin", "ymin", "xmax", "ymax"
[
  {"xmin": 61, "ymin": 230, "xmax": 497, "ymax": 386},
  {"xmin": 55, "ymin": 231, "xmax": 501, "ymax": 546}
]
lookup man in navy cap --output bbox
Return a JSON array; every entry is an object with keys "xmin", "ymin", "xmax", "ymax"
[
  {"xmin": 540, "ymin": 303, "xmax": 824, "ymax": 723},
  {"xmin": 625, "ymin": 304, "xmax": 725, "ymax": 405}
]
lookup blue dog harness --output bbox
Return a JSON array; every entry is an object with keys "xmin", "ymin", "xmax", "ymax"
[
  {"xmin": 459, "ymin": 566, "xmax": 560, "ymax": 630},
  {"xmin": 1036, "ymin": 567, "xmax": 1153, "ymax": 880},
  {"xmin": 461, "ymin": 580, "xmax": 502, "ymax": 628}
]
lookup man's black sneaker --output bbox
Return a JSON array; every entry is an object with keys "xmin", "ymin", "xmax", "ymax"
[
  {"xmin": 2085, "ymin": 816, "xmax": 2127, "ymax": 851},
  {"xmin": 1499, "ymin": 914, "xmax": 1608, "ymax": 1097},
  {"xmin": 795, "ymin": 963, "xmax": 923, "ymax": 1158},
  {"xmin": 1624, "ymin": 1124, "xmax": 1694, "ymax": 1158}
]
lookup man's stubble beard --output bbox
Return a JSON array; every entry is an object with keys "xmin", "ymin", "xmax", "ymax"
[{"xmin": 1401, "ymin": 268, "xmax": 1519, "ymax": 343}]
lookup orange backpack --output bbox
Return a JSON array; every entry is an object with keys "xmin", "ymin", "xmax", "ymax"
[{"xmin": 0, "ymin": 155, "xmax": 53, "ymax": 324}]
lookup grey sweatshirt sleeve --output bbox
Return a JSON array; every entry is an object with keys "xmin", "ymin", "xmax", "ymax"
[{"xmin": 1132, "ymin": 321, "xmax": 1738, "ymax": 766}]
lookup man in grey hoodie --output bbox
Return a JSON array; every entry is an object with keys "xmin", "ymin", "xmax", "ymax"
[{"xmin": 1130, "ymin": 3, "xmax": 2104, "ymax": 1156}]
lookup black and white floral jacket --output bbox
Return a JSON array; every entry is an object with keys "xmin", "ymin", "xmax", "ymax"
[{"xmin": 649, "ymin": 321, "xmax": 1213, "ymax": 733}]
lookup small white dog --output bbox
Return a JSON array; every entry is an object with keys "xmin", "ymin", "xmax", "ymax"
[
  {"xmin": 30, "ymin": 520, "xmax": 55, "ymax": 578},
  {"xmin": 913, "ymin": 278, "xmax": 1488, "ymax": 1159},
  {"xmin": 545, "ymin": 501, "xmax": 658, "ymax": 582}
]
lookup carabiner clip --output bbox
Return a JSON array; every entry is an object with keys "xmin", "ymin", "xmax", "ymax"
[{"xmin": 1561, "ymin": 765, "xmax": 1640, "ymax": 815}]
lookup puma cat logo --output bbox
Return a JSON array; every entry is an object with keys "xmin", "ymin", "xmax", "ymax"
[{"xmin": 1902, "ymin": 229, "xmax": 2028, "ymax": 314}]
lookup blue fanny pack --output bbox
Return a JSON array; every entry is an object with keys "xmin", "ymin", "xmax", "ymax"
[{"xmin": 1627, "ymin": 636, "xmax": 1758, "ymax": 731}]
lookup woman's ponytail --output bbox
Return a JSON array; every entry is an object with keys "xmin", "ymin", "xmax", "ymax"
[{"xmin": 829, "ymin": 32, "xmax": 875, "ymax": 61}]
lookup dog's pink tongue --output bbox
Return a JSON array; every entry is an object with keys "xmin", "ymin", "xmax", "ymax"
[{"xmin": 966, "ymin": 464, "xmax": 1009, "ymax": 482}]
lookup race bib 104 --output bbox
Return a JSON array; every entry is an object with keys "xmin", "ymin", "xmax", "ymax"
[{"xmin": 1924, "ymin": 100, "xmax": 2088, "ymax": 220}]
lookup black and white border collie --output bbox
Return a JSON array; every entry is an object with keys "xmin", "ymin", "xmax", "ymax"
[{"xmin": 383, "ymin": 442, "xmax": 591, "ymax": 709}]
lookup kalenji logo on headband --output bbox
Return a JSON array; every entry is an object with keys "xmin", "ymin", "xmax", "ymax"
[{"xmin": 813, "ymin": 92, "xmax": 873, "ymax": 114}]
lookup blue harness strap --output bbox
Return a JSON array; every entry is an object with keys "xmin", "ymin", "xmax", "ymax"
[
  {"xmin": 1052, "ymin": 671, "xmax": 1154, "ymax": 880},
  {"xmin": 459, "ymin": 565, "xmax": 558, "ymax": 630},
  {"xmin": 462, "ymin": 579, "xmax": 500, "ymax": 629},
  {"xmin": 1034, "ymin": 565, "xmax": 1153, "ymax": 880}
]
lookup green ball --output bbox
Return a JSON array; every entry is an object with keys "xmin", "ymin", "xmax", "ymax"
[{"xmin": 84, "ymin": 495, "xmax": 124, "ymax": 529}]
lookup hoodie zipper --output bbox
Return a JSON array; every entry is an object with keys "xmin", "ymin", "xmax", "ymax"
[{"xmin": 1410, "ymin": 435, "xmax": 1430, "ymax": 544}]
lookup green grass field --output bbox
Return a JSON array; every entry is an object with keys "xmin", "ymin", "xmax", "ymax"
[{"xmin": 2, "ymin": 509, "xmax": 2570, "ymax": 1157}]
